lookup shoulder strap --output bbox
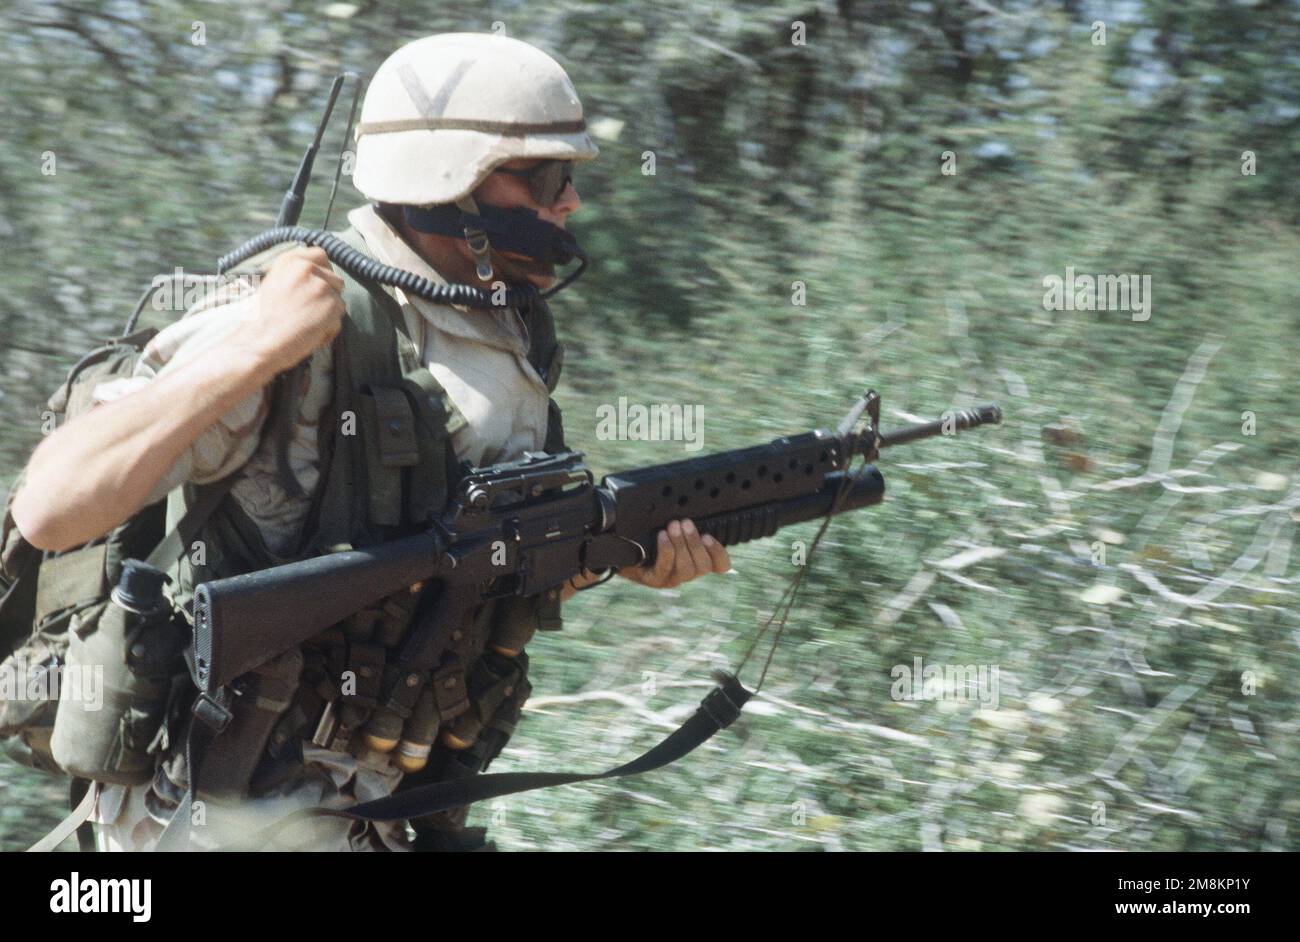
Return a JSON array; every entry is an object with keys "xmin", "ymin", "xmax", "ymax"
[
  {"xmin": 144, "ymin": 474, "xmax": 241, "ymax": 574},
  {"xmin": 526, "ymin": 297, "xmax": 567, "ymax": 453},
  {"xmin": 24, "ymin": 781, "xmax": 98, "ymax": 852},
  {"xmin": 307, "ymin": 226, "xmax": 418, "ymax": 552}
]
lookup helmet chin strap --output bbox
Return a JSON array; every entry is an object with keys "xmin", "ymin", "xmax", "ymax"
[
  {"xmin": 401, "ymin": 199, "xmax": 589, "ymax": 298},
  {"xmin": 454, "ymin": 195, "xmax": 496, "ymax": 281}
]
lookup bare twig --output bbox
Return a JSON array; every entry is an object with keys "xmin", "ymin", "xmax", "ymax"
[{"xmin": 1092, "ymin": 670, "xmax": 1213, "ymax": 780}]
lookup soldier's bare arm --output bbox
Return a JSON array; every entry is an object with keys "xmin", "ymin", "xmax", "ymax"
[{"xmin": 11, "ymin": 247, "xmax": 345, "ymax": 552}]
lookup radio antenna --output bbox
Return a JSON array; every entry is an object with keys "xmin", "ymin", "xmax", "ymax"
[
  {"xmin": 322, "ymin": 72, "xmax": 362, "ymax": 232},
  {"xmin": 275, "ymin": 73, "xmax": 347, "ymax": 228}
]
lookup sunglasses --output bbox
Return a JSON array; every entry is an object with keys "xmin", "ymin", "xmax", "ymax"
[{"xmin": 494, "ymin": 160, "xmax": 575, "ymax": 207}]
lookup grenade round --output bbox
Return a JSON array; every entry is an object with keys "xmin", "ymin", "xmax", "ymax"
[
  {"xmin": 394, "ymin": 687, "xmax": 439, "ymax": 773},
  {"xmin": 362, "ymin": 665, "xmax": 427, "ymax": 753}
]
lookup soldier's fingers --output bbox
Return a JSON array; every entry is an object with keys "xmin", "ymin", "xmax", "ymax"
[
  {"xmin": 646, "ymin": 530, "xmax": 675, "ymax": 585},
  {"xmin": 302, "ymin": 257, "xmax": 345, "ymax": 293},
  {"xmin": 278, "ymin": 246, "xmax": 328, "ymax": 272},
  {"xmin": 701, "ymin": 534, "xmax": 731, "ymax": 573},
  {"xmin": 292, "ymin": 246, "xmax": 330, "ymax": 266},
  {"xmin": 308, "ymin": 260, "xmax": 346, "ymax": 294},
  {"xmin": 667, "ymin": 520, "xmax": 696, "ymax": 584},
  {"xmin": 280, "ymin": 247, "xmax": 345, "ymax": 293},
  {"xmin": 680, "ymin": 520, "xmax": 712, "ymax": 576}
]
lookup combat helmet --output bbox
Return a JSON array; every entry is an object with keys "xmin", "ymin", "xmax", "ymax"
[{"xmin": 353, "ymin": 32, "xmax": 598, "ymax": 206}]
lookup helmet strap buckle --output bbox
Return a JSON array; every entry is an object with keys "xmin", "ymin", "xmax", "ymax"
[{"xmin": 456, "ymin": 196, "xmax": 495, "ymax": 281}]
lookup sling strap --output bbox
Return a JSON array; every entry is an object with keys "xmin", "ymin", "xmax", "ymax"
[
  {"xmin": 71, "ymin": 778, "xmax": 97, "ymax": 852},
  {"xmin": 242, "ymin": 672, "xmax": 753, "ymax": 850},
  {"xmin": 153, "ymin": 686, "xmax": 228, "ymax": 851},
  {"xmin": 25, "ymin": 781, "xmax": 97, "ymax": 852}
]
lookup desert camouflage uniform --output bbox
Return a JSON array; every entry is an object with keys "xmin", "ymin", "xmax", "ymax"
[{"xmin": 90, "ymin": 203, "xmax": 552, "ymax": 850}]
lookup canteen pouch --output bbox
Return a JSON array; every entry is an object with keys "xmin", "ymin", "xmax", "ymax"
[{"xmin": 49, "ymin": 595, "xmax": 181, "ymax": 786}]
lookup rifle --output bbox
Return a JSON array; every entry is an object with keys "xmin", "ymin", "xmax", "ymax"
[{"xmin": 192, "ymin": 391, "xmax": 1001, "ymax": 694}]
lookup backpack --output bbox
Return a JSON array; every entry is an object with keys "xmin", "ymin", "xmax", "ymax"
[{"xmin": 0, "ymin": 326, "xmax": 175, "ymax": 772}]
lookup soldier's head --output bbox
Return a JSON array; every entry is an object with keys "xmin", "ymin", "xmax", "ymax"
[{"xmin": 352, "ymin": 33, "xmax": 598, "ymax": 292}]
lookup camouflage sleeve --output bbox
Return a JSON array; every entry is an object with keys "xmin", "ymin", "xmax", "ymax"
[{"xmin": 90, "ymin": 287, "xmax": 283, "ymax": 508}]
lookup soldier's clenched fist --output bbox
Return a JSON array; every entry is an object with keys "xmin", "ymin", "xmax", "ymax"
[{"xmin": 230, "ymin": 246, "xmax": 346, "ymax": 375}]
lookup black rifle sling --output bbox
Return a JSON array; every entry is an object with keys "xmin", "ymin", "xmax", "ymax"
[{"xmin": 244, "ymin": 672, "xmax": 753, "ymax": 849}]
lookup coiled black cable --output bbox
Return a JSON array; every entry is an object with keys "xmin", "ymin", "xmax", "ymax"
[{"xmin": 216, "ymin": 227, "xmax": 541, "ymax": 310}]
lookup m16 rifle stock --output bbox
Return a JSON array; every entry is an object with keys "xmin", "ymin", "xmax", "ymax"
[{"xmin": 191, "ymin": 394, "xmax": 1002, "ymax": 694}]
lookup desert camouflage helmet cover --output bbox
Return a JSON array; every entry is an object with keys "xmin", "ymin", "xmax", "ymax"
[{"xmin": 353, "ymin": 33, "xmax": 599, "ymax": 206}]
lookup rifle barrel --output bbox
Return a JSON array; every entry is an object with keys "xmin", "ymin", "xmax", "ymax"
[{"xmin": 877, "ymin": 403, "xmax": 1002, "ymax": 449}]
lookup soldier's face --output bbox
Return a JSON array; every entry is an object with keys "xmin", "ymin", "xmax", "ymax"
[{"xmin": 474, "ymin": 158, "xmax": 582, "ymax": 289}]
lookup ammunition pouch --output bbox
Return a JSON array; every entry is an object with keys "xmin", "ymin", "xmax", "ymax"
[
  {"xmin": 404, "ymin": 650, "xmax": 535, "ymax": 844},
  {"xmin": 1, "ymin": 539, "xmax": 110, "ymax": 763},
  {"xmin": 443, "ymin": 651, "xmax": 526, "ymax": 751},
  {"xmin": 0, "ymin": 628, "xmax": 65, "ymax": 773},
  {"xmin": 192, "ymin": 646, "xmax": 303, "ymax": 800}
]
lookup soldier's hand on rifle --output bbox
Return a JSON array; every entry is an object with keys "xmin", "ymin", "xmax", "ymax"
[
  {"xmin": 563, "ymin": 520, "xmax": 730, "ymax": 599},
  {"xmin": 619, "ymin": 519, "xmax": 732, "ymax": 590},
  {"xmin": 231, "ymin": 246, "xmax": 346, "ymax": 376}
]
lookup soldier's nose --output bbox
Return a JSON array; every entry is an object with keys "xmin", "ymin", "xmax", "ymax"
[{"xmin": 541, "ymin": 182, "xmax": 580, "ymax": 226}]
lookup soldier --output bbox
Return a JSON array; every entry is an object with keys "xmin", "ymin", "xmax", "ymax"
[{"xmin": 9, "ymin": 33, "xmax": 731, "ymax": 851}]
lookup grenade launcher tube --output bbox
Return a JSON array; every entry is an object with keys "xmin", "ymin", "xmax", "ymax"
[
  {"xmin": 584, "ymin": 466, "xmax": 885, "ymax": 571},
  {"xmin": 697, "ymin": 466, "xmax": 885, "ymax": 544}
]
